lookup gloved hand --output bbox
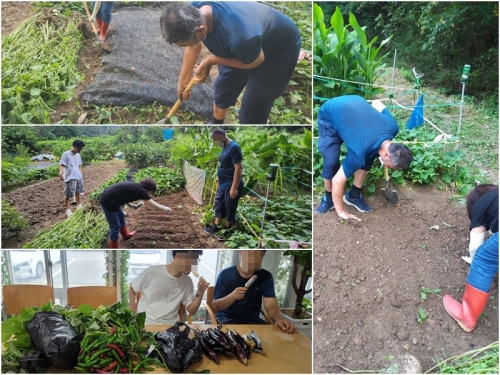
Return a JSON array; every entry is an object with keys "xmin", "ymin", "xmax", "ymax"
[
  {"xmin": 371, "ymin": 100, "xmax": 386, "ymax": 113},
  {"xmin": 163, "ymin": 206, "xmax": 172, "ymax": 212},
  {"xmin": 137, "ymin": 201, "xmax": 144, "ymax": 207}
]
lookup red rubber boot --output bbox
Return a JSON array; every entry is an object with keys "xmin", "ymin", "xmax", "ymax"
[
  {"xmin": 99, "ymin": 22, "xmax": 110, "ymax": 41},
  {"xmin": 120, "ymin": 226, "xmax": 136, "ymax": 240},
  {"xmin": 109, "ymin": 240, "xmax": 119, "ymax": 249},
  {"xmin": 443, "ymin": 283, "xmax": 489, "ymax": 332},
  {"xmin": 96, "ymin": 18, "xmax": 103, "ymax": 33}
]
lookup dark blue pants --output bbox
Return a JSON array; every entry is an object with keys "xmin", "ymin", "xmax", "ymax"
[
  {"xmin": 92, "ymin": 1, "xmax": 114, "ymax": 23},
  {"xmin": 214, "ymin": 187, "xmax": 243, "ymax": 225},
  {"xmin": 214, "ymin": 46, "xmax": 300, "ymax": 124},
  {"xmin": 101, "ymin": 204, "xmax": 125, "ymax": 241}
]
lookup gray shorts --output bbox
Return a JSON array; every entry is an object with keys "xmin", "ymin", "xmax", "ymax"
[{"xmin": 64, "ymin": 179, "xmax": 84, "ymax": 198}]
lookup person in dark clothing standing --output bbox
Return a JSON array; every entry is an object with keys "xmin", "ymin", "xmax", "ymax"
[
  {"xmin": 160, "ymin": 1, "xmax": 301, "ymax": 124},
  {"xmin": 100, "ymin": 178, "xmax": 171, "ymax": 248},
  {"xmin": 204, "ymin": 129, "xmax": 243, "ymax": 240}
]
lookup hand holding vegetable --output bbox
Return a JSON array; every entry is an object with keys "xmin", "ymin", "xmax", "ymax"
[{"xmin": 232, "ymin": 287, "xmax": 247, "ymax": 301}]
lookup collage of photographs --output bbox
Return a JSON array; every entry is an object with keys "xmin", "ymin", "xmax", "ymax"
[{"xmin": 0, "ymin": 1, "xmax": 498, "ymax": 374}]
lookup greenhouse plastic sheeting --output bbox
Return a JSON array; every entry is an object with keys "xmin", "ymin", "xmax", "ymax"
[
  {"xmin": 80, "ymin": 5, "xmax": 214, "ymax": 120},
  {"xmin": 183, "ymin": 160, "xmax": 205, "ymax": 205}
]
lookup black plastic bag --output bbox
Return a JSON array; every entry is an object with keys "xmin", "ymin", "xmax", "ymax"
[
  {"xmin": 25, "ymin": 311, "xmax": 82, "ymax": 369},
  {"xmin": 154, "ymin": 322, "xmax": 203, "ymax": 373}
]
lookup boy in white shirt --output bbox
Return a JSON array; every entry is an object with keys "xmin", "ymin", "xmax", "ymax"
[
  {"xmin": 129, "ymin": 250, "xmax": 210, "ymax": 325},
  {"xmin": 59, "ymin": 140, "xmax": 85, "ymax": 217}
]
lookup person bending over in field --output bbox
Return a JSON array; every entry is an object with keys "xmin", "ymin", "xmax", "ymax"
[
  {"xmin": 160, "ymin": 1, "xmax": 301, "ymax": 124},
  {"xmin": 462, "ymin": 184, "xmax": 498, "ymax": 264},
  {"xmin": 213, "ymin": 250, "xmax": 296, "ymax": 333},
  {"xmin": 60, "ymin": 139, "xmax": 85, "ymax": 218},
  {"xmin": 129, "ymin": 250, "xmax": 210, "ymax": 325},
  {"xmin": 99, "ymin": 178, "xmax": 171, "ymax": 248},
  {"xmin": 315, "ymin": 95, "xmax": 413, "ymax": 220}
]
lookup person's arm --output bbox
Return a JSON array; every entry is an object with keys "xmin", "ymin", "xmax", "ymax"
[
  {"xmin": 194, "ymin": 51, "xmax": 265, "ymax": 83},
  {"xmin": 212, "ymin": 287, "xmax": 247, "ymax": 313},
  {"xmin": 126, "ymin": 202, "xmax": 144, "ymax": 210},
  {"xmin": 230, "ymin": 162, "xmax": 243, "ymax": 199},
  {"xmin": 146, "ymin": 199, "xmax": 171, "ymax": 211},
  {"xmin": 129, "ymin": 284, "xmax": 138, "ymax": 313},
  {"xmin": 332, "ymin": 167, "xmax": 360, "ymax": 221},
  {"xmin": 186, "ymin": 277, "xmax": 210, "ymax": 315},
  {"xmin": 178, "ymin": 44, "xmax": 203, "ymax": 100},
  {"xmin": 263, "ymin": 297, "xmax": 296, "ymax": 333},
  {"xmin": 59, "ymin": 164, "xmax": 65, "ymax": 181}
]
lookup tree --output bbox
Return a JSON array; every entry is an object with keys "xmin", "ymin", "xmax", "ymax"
[{"xmin": 1, "ymin": 127, "xmax": 40, "ymax": 156}]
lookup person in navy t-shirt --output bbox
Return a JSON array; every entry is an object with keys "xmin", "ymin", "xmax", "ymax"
[
  {"xmin": 213, "ymin": 250, "xmax": 296, "ymax": 333},
  {"xmin": 160, "ymin": 2, "xmax": 301, "ymax": 124},
  {"xmin": 315, "ymin": 95, "xmax": 413, "ymax": 221},
  {"xmin": 204, "ymin": 129, "xmax": 244, "ymax": 240}
]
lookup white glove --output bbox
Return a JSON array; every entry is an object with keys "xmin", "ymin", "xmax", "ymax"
[
  {"xmin": 163, "ymin": 206, "xmax": 172, "ymax": 212},
  {"xmin": 371, "ymin": 100, "xmax": 386, "ymax": 113},
  {"xmin": 138, "ymin": 201, "xmax": 144, "ymax": 207},
  {"xmin": 468, "ymin": 231, "xmax": 486, "ymax": 262}
]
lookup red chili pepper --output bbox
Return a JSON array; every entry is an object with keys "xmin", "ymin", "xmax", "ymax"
[
  {"xmin": 119, "ymin": 369, "xmax": 129, "ymax": 374},
  {"xmin": 106, "ymin": 344, "xmax": 125, "ymax": 358},
  {"xmin": 110, "ymin": 326, "xmax": 116, "ymax": 335},
  {"xmin": 100, "ymin": 361, "xmax": 118, "ymax": 372},
  {"xmin": 89, "ymin": 368, "xmax": 95, "ymax": 373}
]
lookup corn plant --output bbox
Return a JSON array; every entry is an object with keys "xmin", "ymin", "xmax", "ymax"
[{"xmin": 313, "ymin": 4, "xmax": 390, "ymax": 100}]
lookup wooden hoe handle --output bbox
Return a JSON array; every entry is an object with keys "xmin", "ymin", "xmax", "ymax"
[{"xmin": 168, "ymin": 78, "xmax": 197, "ymax": 119}]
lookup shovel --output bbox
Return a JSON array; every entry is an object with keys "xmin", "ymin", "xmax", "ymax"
[
  {"xmin": 82, "ymin": 2, "xmax": 112, "ymax": 52},
  {"xmin": 381, "ymin": 166, "xmax": 399, "ymax": 204},
  {"xmin": 156, "ymin": 78, "xmax": 196, "ymax": 124}
]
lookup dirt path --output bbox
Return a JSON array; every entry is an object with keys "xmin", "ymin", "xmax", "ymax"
[
  {"xmin": 2, "ymin": 160, "xmax": 126, "ymax": 248},
  {"xmin": 119, "ymin": 192, "xmax": 220, "ymax": 249},
  {"xmin": 1, "ymin": 2, "xmax": 36, "ymax": 36},
  {"xmin": 313, "ymin": 185, "xmax": 498, "ymax": 373}
]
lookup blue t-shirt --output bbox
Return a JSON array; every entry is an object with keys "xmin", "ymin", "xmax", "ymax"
[
  {"xmin": 190, "ymin": 1, "xmax": 301, "ymax": 64},
  {"xmin": 320, "ymin": 95, "xmax": 399, "ymax": 178},
  {"xmin": 218, "ymin": 141, "xmax": 244, "ymax": 190},
  {"xmin": 214, "ymin": 266, "xmax": 275, "ymax": 324}
]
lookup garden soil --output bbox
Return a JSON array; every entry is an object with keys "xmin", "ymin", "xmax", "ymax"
[
  {"xmin": 1, "ymin": 2, "xmax": 36, "ymax": 36},
  {"xmin": 2, "ymin": 160, "xmax": 126, "ymax": 249},
  {"xmin": 79, "ymin": 5, "xmax": 214, "ymax": 119},
  {"xmin": 116, "ymin": 192, "xmax": 220, "ymax": 249},
  {"xmin": 313, "ymin": 185, "xmax": 499, "ymax": 373}
]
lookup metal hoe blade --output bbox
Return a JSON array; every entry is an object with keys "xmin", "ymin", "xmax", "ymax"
[{"xmin": 381, "ymin": 166, "xmax": 399, "ymax": 204}]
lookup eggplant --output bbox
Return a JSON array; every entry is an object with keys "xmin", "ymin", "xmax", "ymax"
[
  {"xmin": 200, "ymin": 330, "xmax": 217, "ymax": 347},
  {"xmin": 215, "ymin": 328, "xmax": 232, "ymax": 348},
  {"xmin": 233, "ymin": 330, "xmax": 249, "ymax": 353},
  {"xmin": 194, "ymin": 330, "xmax": 220, "ymax": 365},
  {"xmin": 221, "ymin": 350, "xmax": 236, "ymax": 358},
  {"xmin": 250, "ymin": 330, "xmax": 267, "ymax": 357},
  {"xmin": 227, "ymin": 329, "xmax": 247, "ymax": 365}
]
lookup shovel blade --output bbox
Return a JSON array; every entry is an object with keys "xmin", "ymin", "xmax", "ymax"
[
  {"xmin": 156, "ymin": 117, "xmax": 168, "ymax": 124},
  {"xmin": 381, "ymin": 187, "xmax": 399, "ymax": 204}
]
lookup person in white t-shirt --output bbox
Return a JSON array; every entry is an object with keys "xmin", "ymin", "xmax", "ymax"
[
  {"xmin": 59, "ymin": 140, "xmax": 85, "ymax": 218},
  {"xmin": 129, "ymin": 250, "xmax": 210, "ymax": 325}
]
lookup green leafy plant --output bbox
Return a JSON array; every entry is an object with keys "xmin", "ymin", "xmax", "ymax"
[
  {"xmin": 420, "ymin": 287, "xmax": 442, "ymax": 301},
  {"xmin": 1, "ymin": 200, "xmax": 29, "ymax": 236},
  {"xmin": 313, "ymin": 4, "xmax": 389, "ymax": 100},
  {"xmin": 134, "ymin": 167, "xmax": 186, "ymax": 196},
  {"xmin": 417, "ymin": 307, "xmax": 428, "ymax": 324},
  {"xmin": 123, "ymin": 142, "xmax": 170, "ymax": 169}
]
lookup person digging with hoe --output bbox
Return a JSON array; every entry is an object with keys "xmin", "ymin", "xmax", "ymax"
[
  {"xmin": 204, "ymin": 129, "xmax": 243, "ymax": 241},
  {"xmin": 315, "ymin": 95, "xmax": 413, "ymax": 221},
  {"xmin": 100, "ymin": 178, "xmax": 171, "ymax": 248},
  {"xmin": 160, "ymin": 1, "xmax": 301, "ymax": 124},
  {"xmin": 60, "ymin": 140, "xmax": 85, "ymax": 218}
]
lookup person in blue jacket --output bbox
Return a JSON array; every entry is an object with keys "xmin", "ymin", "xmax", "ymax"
[
  {"xmin": 315, "ymin": 95, "xmax": 413, "ymax": 220},
  {"xmin": 160, "ymin": 2, "xmax": 301, "ymax": 124}
]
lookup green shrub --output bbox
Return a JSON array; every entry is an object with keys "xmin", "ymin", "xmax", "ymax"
[
  {"xmin": 124, "ymin": 142, "xmax": 170, "ymax": 169},
  {"xmin": 135, "ymin": 167, "xmax": 186, "ymax": 196},
  {"xmin": 1, "ymin": 200, "xmax": 29, "ymax": 236}
]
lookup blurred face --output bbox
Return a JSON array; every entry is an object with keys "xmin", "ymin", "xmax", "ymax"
[
  {"xmin": 239, "ymin": 250, "xmax": 265, "ymax": 273},
  {"xmin": 176, "ymin": 251, "xmax": 200, "ymax": 274},
  {"xmin": 72, "ymin": 146, "xmax": 83, "ymax": 154},
  {"xmin": 175, "ymin": 28, "xmax": 206, "ymax": 48},
  {"xmin": 211, "ymin": 134, "xmax": 225, "ymax": 148}
]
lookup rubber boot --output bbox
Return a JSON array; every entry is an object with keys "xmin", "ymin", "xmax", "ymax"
[
  {"xmin": 96, "ymin": 18, "xmax": 103, "ymax": 33},
  {"xmin": 110, "ymin": 240, "xmax": 119, "ymax": 249},
  {"xmin": 443, "ymin": 283, "xmax": 489, "ymax": 332},
  {"xmin": 99, "ymin": 22, "xmax": 110, "ymax": 41},
  {"xmin": 120, "ymin": 226, "xmax": 136, "ymax": 240}
]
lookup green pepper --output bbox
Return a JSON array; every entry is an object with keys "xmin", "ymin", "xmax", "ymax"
[
  {"xmin": 73, "ymin": 366, "xmax": 87, "ymax": 373},
  {"xmin": 133, "ymin": 359, "xmax": 150, "ymax": 374},
  {"xmin": 90, "ymin": 348, "xmax": 111, "ymax": 362},
  {"xmin": 110, "ymin": 348, "xmax": 126, "ymax": 368}
]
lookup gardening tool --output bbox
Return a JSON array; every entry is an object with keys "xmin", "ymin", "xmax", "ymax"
[
  {"xmin": 381, "ymin": 166, "xmax": 399, "ymax": 204},
  {"xmin": 259, "ymin": 164, "xmax": 279, "ymax": 248},
  {"xmin": 156, "ymin": 78, "xmax": 197, "ymax": 124},
  {"xmin": 82, "ymin": 2, "xmax": 100, "ymax": 42}
]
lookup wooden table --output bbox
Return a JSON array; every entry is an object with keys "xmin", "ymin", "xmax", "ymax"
[
  {"xmin": 23, "ymin": 324, "xmax": 312, "ymax": 374},
  {"xmin": 144, "ymin": 324, "xmax": 312, "ymax": 374}
]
